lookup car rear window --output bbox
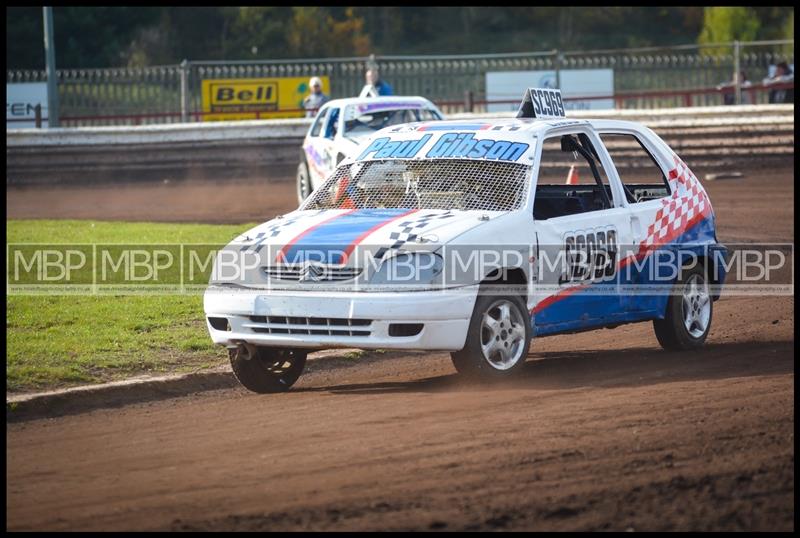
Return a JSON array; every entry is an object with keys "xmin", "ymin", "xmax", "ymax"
[{"xmin": 303, "ymin": 159, "xmax": 530, "ymax": 211}]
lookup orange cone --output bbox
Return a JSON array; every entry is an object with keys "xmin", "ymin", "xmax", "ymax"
[{"xmin": 565, "ymin": 165, "xmax": 579, "ymax": 185}]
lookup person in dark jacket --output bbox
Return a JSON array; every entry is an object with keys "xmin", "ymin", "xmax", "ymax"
[
  {"xmin": 763, "ymin": 62, "xmax": 794, "ymax": 104},
  {"xmin": 364, "ymin": 68, "xmax": 393, "ymax": 96}
]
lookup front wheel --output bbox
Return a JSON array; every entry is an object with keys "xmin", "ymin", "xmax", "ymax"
[
  {"xmin": 451, "ymin": 294, "xmax": 531, "ymax": 380},
  {"xmin": 296, "ymin": 161, "xmax": 312, "ymax": 203},
  {"xmin": 653, "ymin": 264, "xmax": 713, "ymax": 350},
  {"xmin": 229, "ymin": 346, "xmax": 307, "ymax": 393}
]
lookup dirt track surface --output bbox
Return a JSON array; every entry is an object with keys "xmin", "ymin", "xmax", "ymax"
[
  {"xmin": 5, "ymin": 166, "xmax": 795, "ymax": 531},
  {"xmin": 6, "ymin": 293, "xmax": 794, "ymax": 531},
  {"xmin": 5, "ymin": 167, "xmax": 796, "ymax": 243},
  {"xmin": 6, "ymin": 177, "xmax": 299, "ymax": 224}
]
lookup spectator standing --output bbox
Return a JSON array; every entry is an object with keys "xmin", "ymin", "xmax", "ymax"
[
  {"xmin": 360, "ymin": 68, "xmax": 393, "ymax": 97},
  {"xmin": 717, "ymin": 70, "xmax": 752, "ymax": 105},
  {"xmin": 763, "ymin": 62, "xmax": 794, "ymax": 104},
  {"xmin": 302, "ymin": 76, "xmax": 330, "ymax": 117}
]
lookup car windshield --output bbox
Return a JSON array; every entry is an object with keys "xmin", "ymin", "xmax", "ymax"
[
  {"xmin": 344, "ymin": 108, "xmax": 438, "ymax": 138},
  {"xmin": 302, "ymin": 159, "xmax": 530, "ymax": 211}
]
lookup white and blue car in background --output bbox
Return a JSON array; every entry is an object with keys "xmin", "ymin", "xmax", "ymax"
[
  {"xmin": 296, "ymin": 96, "xmax": 443, "ymax": 203},
  {"xmin": 208, "ymin": 88, "xmax": 728, "ymax": 393}
]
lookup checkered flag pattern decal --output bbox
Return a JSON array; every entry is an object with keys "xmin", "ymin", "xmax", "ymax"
[
  {"xmin": 374, "ymin": 211, "xmax": 457, "ymax": 259},
  {"xmin": 637, "ymin": 155, "xmax": 711, "ymax": 257},
  {"xmin": 239, "ymin": 213, "xmax": 314, "ymax": 252}
]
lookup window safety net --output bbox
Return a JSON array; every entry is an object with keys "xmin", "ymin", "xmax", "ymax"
[{"xmin": 303, "ymin": 159, "xmax": 531, "ymax": 211}]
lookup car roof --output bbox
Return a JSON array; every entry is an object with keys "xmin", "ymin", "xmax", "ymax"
[
  {"xmin": 372, "ymin": 117, "xmax": 649, "ymax": 140},
  {"xmin": 322, "ymin": 96, "xmax": 436, "ymax": 108}
]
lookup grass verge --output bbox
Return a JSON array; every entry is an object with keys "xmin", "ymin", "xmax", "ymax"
[{"xmin": 7, "ymin": 219, "xmax": 257, "ymax": 393}]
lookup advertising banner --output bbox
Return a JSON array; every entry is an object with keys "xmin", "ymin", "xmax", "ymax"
[
  {"xmin": 201, "ymin": 76, "xmax": 330, "ymax": 121},
  {"xmin": 7, "ymin": 83, "xmax": 49, "ymax": 128},
  {"xmin": 486, "ymin": 70, "xmax": 614, "ymax": 113}
]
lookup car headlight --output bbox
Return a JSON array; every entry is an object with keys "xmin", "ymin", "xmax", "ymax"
[
  {"xmin": 369, "ymin": 252, "xmax": 443, "ymax": 287},
  {"xmin": 208, "ymin": 242, "xmax": 265, "ymax": 286}
]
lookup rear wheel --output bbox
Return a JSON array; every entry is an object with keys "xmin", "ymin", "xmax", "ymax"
[
  {"xmin": 653, "ymin": 264, "xmax": 713, "ymax": 350},
  {"xmin": 229, "ymin": 346, "xmax": 307, "ymax": 393},
  {"xmin": 451, "ymin": 294, "xmax": 531, "ymax": 380},
  {"xmin": 296, "ymin": 160, "xmax": 312, "ymax": 203}
]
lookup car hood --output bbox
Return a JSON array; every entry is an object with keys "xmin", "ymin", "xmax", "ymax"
[
  {"xmin": 231, "ymin": 208, "xmax": 506, "ymax": 268},
  {"xmin": 342, "ymin": 132, "xmax": 373, "ymax": 145}
]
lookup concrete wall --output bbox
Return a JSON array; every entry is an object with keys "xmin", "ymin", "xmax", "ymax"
[{"xmin": 6, "ymin": 105, "xmax": 794, "ymax": 185}]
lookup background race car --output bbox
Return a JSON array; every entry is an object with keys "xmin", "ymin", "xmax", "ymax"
[{"xmin": 297, "ymin": 96, "xmax": 443, "ymax": 203}]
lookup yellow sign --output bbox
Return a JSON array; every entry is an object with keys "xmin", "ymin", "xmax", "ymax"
[{"xmin": 201, "ymin": 77, "xmax": 330, "ymax": 121}]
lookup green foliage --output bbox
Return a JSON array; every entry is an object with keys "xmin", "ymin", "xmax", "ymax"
[
  {"xmin": 6, "ymin": 6, "xmax": 161, "ymax": 69},
  {"xmin": 6, "ymin": 7, "xmax": 44, "ymax": 70},
  {"xmin": 5, "ymin": 7, "xmax": 794, "ymax": 69},
  {"xmin": 229, "ymin": 7, "xmax": 295, "ymax": 60},
  {"xmin": 751, "ymin": 7, "xmax": 794, "ymax": 40},
  {"xmin": 699, "ymin": 7, "xmax": 761, "ymax": 54},
  {"xmin": 286, "ymin": 7, "xmax": 371, "ymax": 57}
]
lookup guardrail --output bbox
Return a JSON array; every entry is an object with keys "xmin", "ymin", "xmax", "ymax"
[{"xmin": 6, "ymin": 105, "xmax": 794, "ymax": 185}]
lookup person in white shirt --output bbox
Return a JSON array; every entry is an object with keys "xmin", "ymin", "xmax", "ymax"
[{"xmin": 302, "ymin": 77, "xmax": 330, "ymax": 117}]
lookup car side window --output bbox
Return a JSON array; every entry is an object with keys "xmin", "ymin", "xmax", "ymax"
[
  {"xmin": 309, "ymin": 107, "xmax": 329, "ymax": 137},
  {"xmin": 599, "ymin": 133, "xmax": 671, "ymax": 203},
  {"xmin": 533, "ymin": 133, "xmax": 616, "ymax": 220},
  {"xmin": 324, "ymin": 108, "xmax": 340, "ymax": 139}
]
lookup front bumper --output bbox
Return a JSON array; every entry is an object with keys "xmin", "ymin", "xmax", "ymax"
[{"xmin": 203, "ymin": 285, "xmax": 479, "ymax": 351}]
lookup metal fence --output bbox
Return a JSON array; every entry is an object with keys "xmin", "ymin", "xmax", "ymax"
[{"xmin": 6, "ymin": 39, "xmax": 794, "ymax": 126}]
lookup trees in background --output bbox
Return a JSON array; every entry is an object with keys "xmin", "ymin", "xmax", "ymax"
[
  {"xmin": 6, "ymin": 7, "xmax": 161, "ymax": 70},
  {"xmin": 699, "ymin": 7, "xmax": 761, "ymax": 46},
  {"xmin": 6, "ymin": 6, "xmax": 794, "ymax": 70}
]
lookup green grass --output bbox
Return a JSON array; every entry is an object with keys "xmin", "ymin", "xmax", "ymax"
[
  {"xmin": 7, "ymin": 219, "xmax": 251, "ymax": 244},
  {"xmin": 342, "ymin": 350, "xmax": 366, "ymax": 360},
  {"xmin": 7, "ymin": 220, "xmax": 258, "ymax": 393}
]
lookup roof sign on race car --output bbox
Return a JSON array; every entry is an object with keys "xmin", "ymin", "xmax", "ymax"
[{"xmin": 516, "ymin": 87, "xmax": 566, "ymax": 119}]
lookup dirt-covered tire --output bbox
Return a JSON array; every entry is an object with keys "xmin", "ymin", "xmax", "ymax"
[
  {"xmin": 296, "ymin": 160, "xmax": 312, "ymax": 203},
  {"xmin": 451, "ymin": 294, "xmax": 531, "ymax": 380},
  {"xmin": 229, "ymin": 347, "xmax": 307, "ymax": 393},
  {"xmin": 653, "ymin": 264, "xmax": 713, "ymax": 351}
]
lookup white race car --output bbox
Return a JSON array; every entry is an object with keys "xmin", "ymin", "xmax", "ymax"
[
  {"xmin": 207, "ymin": 88, "xmax": 727, "ymax": 393},
  {"xmin": 296, "ymin": 96, "xmax": 443, "ymax": 203}
]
